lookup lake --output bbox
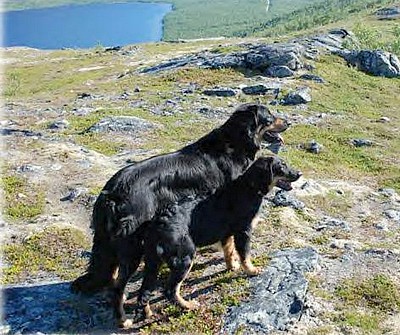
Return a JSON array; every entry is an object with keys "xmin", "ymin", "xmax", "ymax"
[{"xmin": 3, "ymin": 2, "xmax": 172, "ymax": 50}]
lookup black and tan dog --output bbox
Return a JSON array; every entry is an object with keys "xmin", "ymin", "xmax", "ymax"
[
  {"xmin": 138, "ymin": 156, "xmax": 302, "ymax": 319},
  {"xmin": 71, "ymin": 103, "xmax": 289, "ymax": 327}
]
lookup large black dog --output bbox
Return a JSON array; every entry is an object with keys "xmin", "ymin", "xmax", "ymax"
[
  {"xmin": 71, "ymin": 103, "xmax": 289, "ymax": 325},
  {"xmin": 139, "ymin": 156, "xmax": 302, "ymax": 319}
]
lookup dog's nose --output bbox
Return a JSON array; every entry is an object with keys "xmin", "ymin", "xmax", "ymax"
[
  {"xmin": 297, "ymin": 171, "xmax": 303, "ymax": 178},
  {"xmin": 284, "ymin": 119, "xmax": 291, "ymax": 127}
]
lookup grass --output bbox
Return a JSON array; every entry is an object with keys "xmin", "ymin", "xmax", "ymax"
[
  {"xmin": 1, "ymin": 175, "xmax": 46, "ymax": 220},
  {"xmin": 142, "ymin": 270, "xmax": 251, "ymax": 334},
  {"xmin": 336, "ymin": 274, "xmax": 400, "ymax": 312},
  {"xmin": 2, "ymin": 226, "xmax": 90, "ymax": 284},
  {"xmin": 280, "ymin": 54, "xmax": 400, "ymax": 191},
  {"xmin": 331, "ymin": 274, "xmax": 400, "ymax": 333}
]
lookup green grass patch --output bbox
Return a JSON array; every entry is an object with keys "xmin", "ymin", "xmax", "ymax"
[
  {"xmin": 335, "ymin": 274, "xmax": 400, "ymax": 312},
  {"xmin": 2, "ymin": 226, "xmax": 90, "ymax": 284},
  {"xmin": 334, "ymin": 311, "xmax": 381, "ymax": 333},
  {"xmin": 1, "ymin": 175, "xmax": 46, "ymax": 220},
  {"xmin": 143, "ymin": 271, "xmax": 251, "ymax": 334}
]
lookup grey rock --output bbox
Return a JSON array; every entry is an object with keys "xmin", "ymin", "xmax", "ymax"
[
  {"xmin": 0, "ymin": 128, "xmax": 42, "ymax": 137},
  {"xmin": 282, "ymin": 87, "xmax": 312, "ymax": 105},
  {"xmin": 376, "ymin": 6, "xmax": 400, "ymax": 20},
  {"xmin": 203, "ymin": 87, "xmax": 236, "ymax": 97},
  {"xmin": 265, "ymin": 65, "xmax": 294, "ymax": 78},
  {"xmin": 299, "ymin": 73, "xmax": 325, "ymax": 83},
  {"xmin": 315, "ymin": 216, "xmax": 350, "ymax": 231},
  {"xmin": 377, "ymin": 116, "xmax": 391, "ymax": 123},
  {"xmin": 242, "ymin": 84, "xmax": 279, "ymax": 96},
  {"xmin": 223, "ymin": 248, "xmax": 318, "ymax": 334},
  {"xmin": 378, "ymin": 188, "xmax": 397, "ymax": 197},
  {"xmin": 16, "ymin": 164, "xmax": 43, "ymax": 173},
  {"xmin": 270, "ymin": 190, "xmax": 305, "ymax": 210},
  {"xmin": 76, "ymin": 92, "xmax": 92, "ymax": 99},
  {"xmin": 341, "ymin": 50, "xmax": 400, "ymax": 78},
  {"xmin": 350, "ymin": 139, "xmax": 374, "ymax": 147},
  {"xmin": 384, "ymin": 209, "xmax": 400, "ymax": 222},
  {"xmin": 48, "ymin": 119, "xmax": 70, "ymax": 130},
  {"xmin": 302, "ymin": 140, "xmax": 323, "ymax": 154},
  {"xmin": 60, "ymin": 187, "xmax": 88, "ymax": 202},
  {"xmin": 85, "ymin": 116, "xmax": 155, "ymax": 135}
]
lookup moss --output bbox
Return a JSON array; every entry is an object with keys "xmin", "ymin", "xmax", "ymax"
[
  {"xmin": 335, "ymin": 274, "xmax": 400, "ymax": 312},
  {"xmin": 1, "ymin": 175, "xmax": 46, "ymax": 220},
  {"xmin": 334, "ymin": 311, "xmax": 380, "ymax": 333},
  {"xmin": 2, "ymin": 226, "xmax": 90, "ymax": 284},
  {"xmin": 307, "ymin": 325, "xmax": 335, "ymax": 335},
  {"xmin": 143, "ymin": 271, "xmax": 251, "ymax": 334}
]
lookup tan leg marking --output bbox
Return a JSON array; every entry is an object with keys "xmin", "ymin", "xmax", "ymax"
[
  {"xmin": 222, "ymin": 236, "xmax": 240, "ymax": 271},
  {"xmin": 174, "ymin": 261, "xmax": 199, "ymax": 310},
  {"xmin": 144, "ymin": 303, "xmax": 154, "ymax": 319},
  {"xmin": 242, "ymin": 257, "xmax": 261, "ymax": 276},
  {"xmin": 119, "ymin": 318, "xmax": 133, "ymax": 329}
]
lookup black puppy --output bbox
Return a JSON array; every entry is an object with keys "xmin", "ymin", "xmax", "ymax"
[{"xmin": 138, "ymin": 156, "xmax": 302, "ymax": 318}]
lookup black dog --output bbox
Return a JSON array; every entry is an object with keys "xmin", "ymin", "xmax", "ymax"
[
  {"xmin": 71, "ymin": 103, "xmax": 289, "ymax": 326},
  {"xmin": 139, "ymin": 156, "xmax": 302, "ymax": 318}
]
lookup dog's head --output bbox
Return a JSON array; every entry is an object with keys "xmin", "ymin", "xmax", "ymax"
[
  {"xmin": 246, "ymin": 156, "xmax": 302, "ymax": 194},
  {"xmin": 226, "ymin": 103, "xmax": 289, "ymax": 151}
]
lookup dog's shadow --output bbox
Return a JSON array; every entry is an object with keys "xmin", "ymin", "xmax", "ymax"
[
  {"xmin": 3, "ymin": 258, "xmax": 238, "ymax": 334},
  {"xmin": 3, "ymin": 281, "xmax": 119, "ymax": 334}
]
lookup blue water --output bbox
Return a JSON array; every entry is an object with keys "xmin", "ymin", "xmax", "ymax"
[{"xmin": 3, "ymin": 2, "xmax": 172, "ymax": 49}]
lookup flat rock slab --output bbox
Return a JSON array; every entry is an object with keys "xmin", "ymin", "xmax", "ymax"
[
  {"xmin": 223, "ymin": 248, "xmax": 318, "ymax": 334},
  {"xmin": 84, "ymin": 116, "xmax": 156, "ymax": 135}
]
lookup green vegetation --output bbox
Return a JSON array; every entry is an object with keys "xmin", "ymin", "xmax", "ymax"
[
  {"xmin": 2, "ymin": 226, "xmax": 90, "ymax": 284},
  {"xmin": 1, "ymin": 175, "xmax": 46, "ymax": 219},
  {"xmin": 142, "ymin": 271, "xmax": 250, "ymax": 334},
  {"xmin": 336, "ymin": 274, "xmax": 400, "ymax": 312},
  {"xmin": 280, "ymin": 54, "xmax": 400, "ymax": 191},
  {"xmin": 331, "ymin": 274, "xmax": 400, "ymax": 333},
  {"xmin": 235, "ymin": 0, "xmax": 397, "ymax": 38},
  {"xmin": 344, "ymin": 21, "xmax": 400, "ymax": 55}
]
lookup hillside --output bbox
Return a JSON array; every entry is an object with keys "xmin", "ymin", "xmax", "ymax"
[{"xmin": 2, "ymin": 2, "xmax": 400, "ymax": 335}]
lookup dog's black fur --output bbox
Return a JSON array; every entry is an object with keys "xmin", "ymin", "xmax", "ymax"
[
  {"xmin": 138, "ymin": 156, "xmax": 302, "ymax": 319},
  {"xmin": 71, "ymin": 103, "xmax": 289, "ymax": 325}
]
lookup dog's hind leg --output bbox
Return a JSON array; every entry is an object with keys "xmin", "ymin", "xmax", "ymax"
[
  {"xmin": 138, "ymin": 254, "xmax": 162, "ymax": 319},
  {"xmin": 221, "ymin": 236, "xmax": 240, "ymax": 271},
  {"xmin": 234, "ymin": 231, "xmax": 261, "ymax": 276},
  {"xmin": 71, "ymin": 234, "xmax": 118, "ymax": 294},
  {"xmin": 112, "ymin": 257, "xmax": 141, "ymax": 329}
]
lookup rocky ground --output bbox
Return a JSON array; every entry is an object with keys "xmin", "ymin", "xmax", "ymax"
[{"xmin": 2, "ymin": 12, "xmax": 400, "ymax": 335}]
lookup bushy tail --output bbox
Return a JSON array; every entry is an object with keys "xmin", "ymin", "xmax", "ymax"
[{"xmin": 71, "ymin": 194, "xmax": 118, "ymax": 295}]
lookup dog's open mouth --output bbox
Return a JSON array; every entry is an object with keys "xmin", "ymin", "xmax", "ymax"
[
  {"xmin": 276, "ymin": 179, "xmax": 293, "ymax": 191},
  {"xmin": 263, "ymin": 131, "xmax": 285, "ymax": 145}
]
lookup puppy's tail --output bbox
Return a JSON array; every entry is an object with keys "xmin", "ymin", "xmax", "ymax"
[{"xmin": 71, "ymin": 194, "xmax": 119, "ymax": 295}]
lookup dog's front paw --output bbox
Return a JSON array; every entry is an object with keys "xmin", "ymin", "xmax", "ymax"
[
  {"xmin": 244, "ymin": 266, "xmax": 261, "ymax": 276},
  {"xmin": 227, "ymin": 259, "xmax": 241, "ymax": 272},
  {"xmin": 183, "ymin": 299, "xmax": 200, "ymax": 310},
  {"xmin": 118, "ymin": 318, "xmax": 134, "ymax": 329}
]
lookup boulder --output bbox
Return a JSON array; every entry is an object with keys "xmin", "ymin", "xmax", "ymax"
[
  {"xmin": 223, "ymin": 248, "xmax": 319, "ymax": 334},
  {"xmin": 84, "ymin": 116, "xmax": 155, "ymax": 135},
  {"xmin": 342, "ymin": 50, "xmax": 400, "ymax": 78},
  {"xmin": 241, "ymin": 84, "xmax": 279, "ymax": 96},
  {"xmin": 265, "ymin": 65, "xmax": 294, "ymax": 78},
  {"xmin": 202, "ymin": 87, "xmax": 236, "ymax": 97},
  {"xmin": 282, "ymin": 87, "xmax": 312, "ymax": 105},
  {"xmin": 375, "ymin": 6, "xmax": 400, "ymax": 20},
  {"xmin": 299, "ymin": 73, "xmax": 325, "ymax": 83}
]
